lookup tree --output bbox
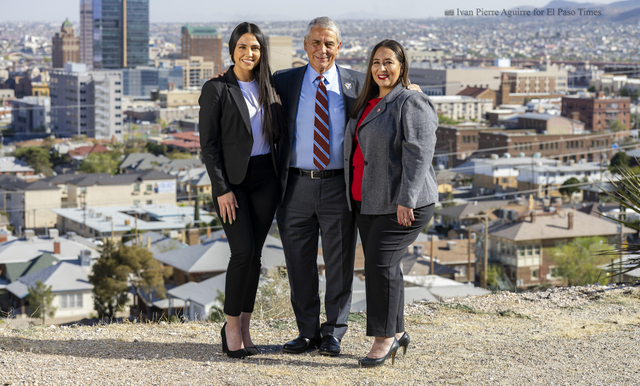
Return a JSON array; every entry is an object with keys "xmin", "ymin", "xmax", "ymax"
[
  {"xmin": 547, "ymin": 237, "xmax": 612, "ymax": 286},
  {"xmin": 620, "ymin": 88, "xmax": 629, "ymax": 97},
  {"xmin": 609, "ymin": 119, "xmax": 626, "ymax": 132},
  {"xmin": 194, "ymin": 194, "xmax": 200, "ymax": 221},
  {"xmin": 587, "ymin": 86, "xmax": 596, "ymax": 93},
  {"xmin": 609, "ymin": 151, "xmax": 630, "ymax": 172},
  {"xmin": 26, "ymin": 280, "xmax": 56, "ymax": 325},
  {"xmin": 13, "ymin": 147, "xmax": 53, "ymax": 176},
  {"xmin": 89, "ymin": 242, "xmax": 173, "ymax": 318},
  {"xmin": 438, "ymin": 114, "xmax": 460, "ymax": 125},
  {"xmin": 441, "ymin": 191, "xmax": 455, "ymax": 208},
  {"xmin": 78, "ymin": 151, "xmax": 121, "ymax": 174},
  {"xmin": 559, "ymin": 177, "xmax": 581, "ymax": 197},
  {"xmin": 145, "ymin": 142, "xmax": 167, "ymax": 156},
  {"xmin": 167, "ymin": 151, "xmax": 193, "ymax": 160}
]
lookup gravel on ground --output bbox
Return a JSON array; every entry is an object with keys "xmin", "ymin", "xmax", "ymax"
[{"xmin": 1, "ymin": 282, "xmax": 640, "ymax": 385}]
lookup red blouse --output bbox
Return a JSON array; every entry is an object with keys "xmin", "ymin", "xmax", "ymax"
[{"xmin": 351, "ymin": 98, "xmax": 382, "ymax": 202}]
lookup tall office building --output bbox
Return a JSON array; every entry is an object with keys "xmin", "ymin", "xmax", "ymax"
[
  {"xmin": 91, "ymin": 0, "xmax": 149, "ymax": 69},
  {"xmin": 50, "ymin": 63, "xmax": 123, "ymax": 140},
  {"xmin": 79, "ymin": 0, "xmax": 93, "ymax": 68},
  {"xmin": 52, "ymin": 19, "xmax": 80, "ymax": 69},
  {"xmin": 122, "ymin": 67, "xmax": 183, "ymax": 98},
  {"xmin": 181, "ymin": 25, "xmax": 222, "ymax": 73}
]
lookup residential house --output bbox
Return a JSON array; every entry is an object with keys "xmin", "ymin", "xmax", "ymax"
[
  {"xmin": 53, "ymin": 204, "xmax": 214, "ymax": 241},
  {"xmin": 165, "ymin": 274, "xmax": 226, "ymax": 321},
  {"xmin": 5, "ymin": 260, "xmax": 94, "ymax": 320},
  {"xmin": 123, "ymin": 231, "xmax": 187, "ymax": 255},
  {"xmin": 0, "ymin": 157, "xmax": 35, "ymax": 178},
  {"xmin": 411, "ymin": 239, "xmax": 477, "ymax": 283},
  {"xmin": 470, "ymin": 156, "xmax": 557, "ymax": 195},
  {"xmin": 516, "ymin": 161, "xmax": 604, "ymax": 197},
  {"xmin": 487, "ymin": 208, "xmax": 634, "ymax": 288},
  {"xmin": 0, "ymin": 175, "xmax": 62, "ymax": 231}
]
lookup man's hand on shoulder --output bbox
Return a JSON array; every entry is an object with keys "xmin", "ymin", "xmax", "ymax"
[
  {"xmin": 407, "ymin": 80, "xmax": 422, "ymax": 93},
  {"xmin": 209, "ymin": 71, "xmax": 227, "ymax": 80}
]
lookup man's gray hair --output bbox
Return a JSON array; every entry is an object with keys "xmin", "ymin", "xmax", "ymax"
[{"xmin": 305, "ymin": 17, "xmax": 341, "ymax": 43}]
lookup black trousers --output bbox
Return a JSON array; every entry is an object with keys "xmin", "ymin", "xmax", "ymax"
[
  {"xmin": 354, "ymin": 202, "xmax": 435, "ymax": 337},
  {"xmin": 214, "ymin": 154, "xmax": 280, "ymax": 317}
]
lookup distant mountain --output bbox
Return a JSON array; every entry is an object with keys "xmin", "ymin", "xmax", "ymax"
[
  {"xmin": 544, "ymin": 0, "xmax": 600, "ymax": 8},
  {"xmin": 537, "ymin": 0, "xmax": 640, "ymax": 21},
  {"xmin": 609, "ymin": 0, "xmax": 640, "ymax": 11}
]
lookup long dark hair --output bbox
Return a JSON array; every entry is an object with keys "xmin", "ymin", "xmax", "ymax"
[
  {"xmin": 228, "ymin": 22, "xmax": 284, "ymax": 141},
  {"xmin": 350, "ymin": 39, "xmax": 409, "ymax": 119}
]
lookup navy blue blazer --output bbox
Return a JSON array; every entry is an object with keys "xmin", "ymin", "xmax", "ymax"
[{"xmin": 273, "ymin": 65, "xmax": 365, "ymax": 202}]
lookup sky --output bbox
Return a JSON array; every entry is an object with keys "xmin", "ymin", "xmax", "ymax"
[{"xmin": 0, "ymin": 0, "xmax": 627, "ymax": 23}]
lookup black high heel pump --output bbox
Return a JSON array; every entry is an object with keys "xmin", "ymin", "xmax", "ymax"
[
  {"xmin": 221, "ymin": 322, "xmax": 248, "ymax": 359},
  {"xmin": 358, "ymin": 337, "xmax": 400, "ymax": 368}
]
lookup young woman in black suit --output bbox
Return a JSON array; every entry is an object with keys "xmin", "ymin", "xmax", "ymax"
[{"xmin": 199, "ymin": 22, "xmax": 285, "ymax": 359}]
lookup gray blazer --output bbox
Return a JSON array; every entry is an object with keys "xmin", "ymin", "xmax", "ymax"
[{"xmin": 344, "ymin": 83, "xmax": 439, "ymax": 215}]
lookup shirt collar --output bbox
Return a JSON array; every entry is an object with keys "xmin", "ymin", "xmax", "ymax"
[{"xmin": 307, "ymin": 63, "xmax": 338, "ymax": 87}]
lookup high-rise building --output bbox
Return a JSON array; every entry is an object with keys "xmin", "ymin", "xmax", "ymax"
[
  {"xmin": 50, "ymin": 63, "xmax": 123, "ymax": 140},
  {"xmin": 52, "ymin": 19, "xmax": 80, "ymax": 69},
  {"xmin": 79, "ymin": 0, "xmax": 93, "ymax": 68},
  {"xmin": 181, "ymin": 25, "xmax": 222, "ymax": 73},
  {"xmin": 91, "ymin": 0, "xmax": 149, "ymax": 69},
  {"xmin": 122, "ymin": 67, "xmax": 183, "ymax": 98},
  {"xmin": 10, "ymin": 96, "xmax": 51, "ymax": 134},
  {"xmin": 267, "ymin": 36, "xmax": 292, "ymax": 73},
  {"xmin": 155, "ymin": 56, "xmax": 214, "ymax": 89}
]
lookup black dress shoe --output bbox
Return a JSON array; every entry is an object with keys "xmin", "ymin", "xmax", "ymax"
[
  {"xmin": 282, "ymin": 336, "xmax": 320, "ymax": 354},
  {"xmin": 397, "ymin": 332, "xmax": 410, "ymax": 356},
  {"xmin": 359, "ymin": 338, "xmax": 399, "ymax": 368},
  {"xmin": 318, "ymin": 335, "xmax": 341, "ymax": 357}
]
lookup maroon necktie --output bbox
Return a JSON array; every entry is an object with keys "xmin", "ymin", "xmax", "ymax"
[{"xmin": 313, "ymin": 75, "xmax": 330, "ymax": 170}]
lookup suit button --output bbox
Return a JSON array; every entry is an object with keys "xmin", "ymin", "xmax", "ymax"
[{"xmin": 364, "ymin": 161, "xmax": 368, "ymax": 166}]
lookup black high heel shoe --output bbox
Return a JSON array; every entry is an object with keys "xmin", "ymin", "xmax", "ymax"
[
  {"xmin": 358, "ymin": 337, "xmax": 400, "ymax": 368},
  {"xmin": 221, "ymin": 322, "xmax": 248, "ymax": 359},
  {"xmin": 397, "ymin": 332, "xmax": 410, "ymax": 356},
  {"xmin": 245, "ymin": 346, "xmax": 260, "ymax": 356}
]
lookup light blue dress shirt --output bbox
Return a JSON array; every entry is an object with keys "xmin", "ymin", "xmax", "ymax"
[{"xmin": 291, "ymin": 64, "xmax": 345, "ymax": 170}]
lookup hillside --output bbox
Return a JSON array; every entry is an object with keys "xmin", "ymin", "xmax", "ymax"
[{"xmin": 1, "ymin": 283, "xmax": 640, "ymax": 385}]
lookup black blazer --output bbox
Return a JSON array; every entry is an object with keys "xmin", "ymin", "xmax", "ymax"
[
  {"xmin": 273, "ymin": 65, "xmax": 365, "ymax": 201},
  {"xmin": 199, "ymin": 67, "xmax": 279, "ymax": 198}
]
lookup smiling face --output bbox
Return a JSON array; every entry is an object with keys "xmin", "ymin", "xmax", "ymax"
[
  {"xmin": 232, "ymin": 33, "xmax": 261, "ymax": 80},
  {"xmin": 371, "ymin": 47, "xmax": 403, "ymax": 97},
  {"xmin": 303, "ymin": 26, "xmax": 341, "ymax": 74}
]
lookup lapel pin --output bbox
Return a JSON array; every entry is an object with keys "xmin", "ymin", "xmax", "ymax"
[
  {"xmin": 377, "ymin": 108, "xmax": 381, "ymax": 112},
  {"xmin": 344, "ymin": 83, "xmax": 352, "ymax": 90}
]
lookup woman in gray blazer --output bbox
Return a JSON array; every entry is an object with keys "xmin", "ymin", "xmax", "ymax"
[{"xmin": 344, "ymin": 39, "xmax": 438, "ymax": 368}]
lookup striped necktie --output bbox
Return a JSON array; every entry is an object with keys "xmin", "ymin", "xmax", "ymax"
[{"xmin": 313, "ymin": 75, "xmax": 330, "ymax": 171}]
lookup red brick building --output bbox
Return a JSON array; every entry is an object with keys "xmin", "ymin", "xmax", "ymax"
[
  {"xmin": 52, "ymin": 19, "xmax": 79, "ymax": 69},
  {"xmin": 561, "ymin": 94, "xmax": 631, "ymax": 132}
]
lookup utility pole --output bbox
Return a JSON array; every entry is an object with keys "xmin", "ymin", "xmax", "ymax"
[
  {"xmin": 111, "ymin": 218, "xmax": 114, "ymax": 240},
  {"xmin": 187, "ymin": 166, "xmax": 191, "ymax": 204},
  {"xmin": 482, "ymin": 213, "xmax": 489, "ymax": 289},
  {"xmin": 135, "ymin": 214, "xmax": 138, "ymax": 245},
  {"xmin": 467, "ymin": 228, "xmax": 472, "ymax": 283},
  {"xmin": 430, "ymin": 234, "xmax": 435, "ymax": 275},
  {"xmin": 619, "ymin": 210, "xmax": 624, "ymax": 283}
]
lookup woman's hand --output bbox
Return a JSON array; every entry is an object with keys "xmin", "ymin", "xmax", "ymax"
[
  {"xmin": 217, "ymin": 191, "xmax": 238, "ymax": 224},
  {"xmin": 397, "ymin": 205, "xmax": 415, "ymax": 227},
  {"xmin": 406, "ymin": 80, "xmax": 422, "ymax": 93}
]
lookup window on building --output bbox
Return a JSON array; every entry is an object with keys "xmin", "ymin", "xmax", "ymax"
[
  {"xmin": 146, "ymin": 200, "xmax": 152, "ymax": 205},
  {"xmin": 532, "ymin": 269, "xmax": 538, "ymax": 279},
  {"xmin": 60, "ymin": 293, "xmax": 83, "ymax": 309},
  {"xmin": 502, "ymin": 178, "xmax": 508, "ymax": 183},
  {"xmin": 134, "ymin": 200, "xmax": 140, "ymax": 206},
  {"xmin": 550, "ymin": 267, "xmax": 559, "ymax": 277},
  {"xmin": 526, "ymin": 245, "xmax": 533, "ymax": 255},
  {"xmin": 134, "ymin": 184, "xmax": 140, "ymax": 192},
  {"xmin": 146, "ymin": 184, "xmax": 152, "ymax": 192}
]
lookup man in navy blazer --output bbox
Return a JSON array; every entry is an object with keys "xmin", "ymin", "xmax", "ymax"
[{"xmin": 273, "ymin": 16, "xmax": 365, "ymax": 356}]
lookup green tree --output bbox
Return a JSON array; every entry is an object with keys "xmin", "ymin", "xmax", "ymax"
[
  {"xmin": 26, "ymin": 280, "xmax": 57, "ymax": 325},
  {"xmin": 145, "ymin": 142, "xmax": 167, "ymax": 156},
  {"xmin": 89, "ymin": 242, "xmax": 173, "ymax": 318},
  {"xmin": 194, "ymin": 195, "xmax": 200, "ymax": 221},
  {"xmin": 587, "ymin": 86, "xmax": 596, "ymax": 93},
  {"xmin": 559, "ymin": 177, "xmax": 581, "ymax": 197},
  {"xmin": 620, "ymin": 88, "xmax": 629, "ymax": 97},
  {"xmin": 167, "ymin": 151, "xmax": 193, "ymax": 160},
  {"xmin": 609, "ymin": 151, "xmax": 630, "ymax": 171},
  {"xmin": 609, "ymin": 119, "xmax": 626, "ymax": 132},
  {"xmin": 13, "ymin": 147, "xmax": 53, "ymax": 176},
  {"xmin": 441, "ymin": 191, "xmax": 455, "ymax": 207},
  {"xmin": 438, "ymin": 114, "xmax": 460, "ymax": 125},
  {"xmin": 78, "ymin": 151, "xmax": 121, "ymax": 174},
  {"xmin": 546, "ymin": 237, "xmax": 612, "ymax": 286}
]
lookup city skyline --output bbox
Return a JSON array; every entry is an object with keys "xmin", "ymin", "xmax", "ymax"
[{"xmin": 2, "ymin": 0, "xmax": 626, "ymax": 23}]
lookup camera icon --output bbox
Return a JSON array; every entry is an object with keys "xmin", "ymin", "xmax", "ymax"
[{"xmin": 444, "ymin": 9, "xmax": 454, "ymax": 16}]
